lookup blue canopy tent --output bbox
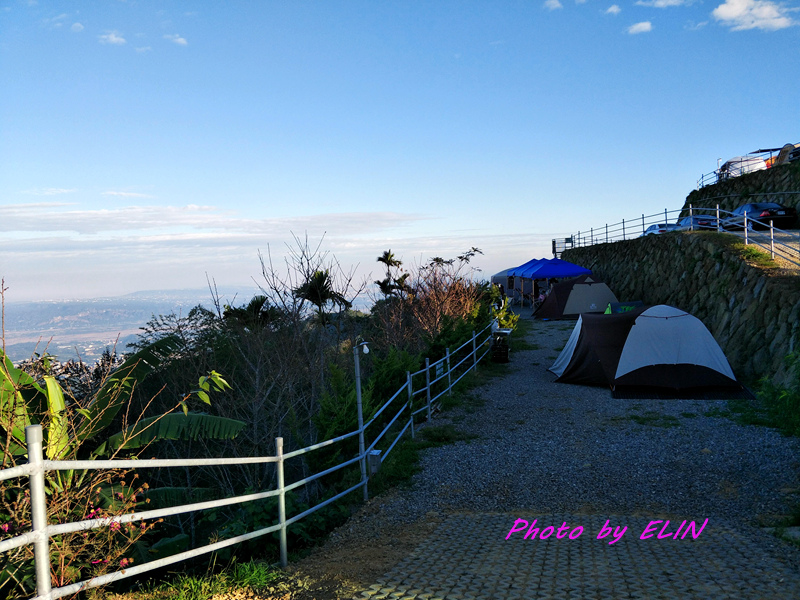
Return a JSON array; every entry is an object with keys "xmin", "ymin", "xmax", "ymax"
[
  {"xmin": 526, "ymin": 258, "xmax": 591, "ymax": 279},
  {"xmin": 507, "ymin": 258, "xmax": 547, "ymax": 277},
  {"xmin": 503, "ymin": 258, "xmax": 592, "ymax": 306}
]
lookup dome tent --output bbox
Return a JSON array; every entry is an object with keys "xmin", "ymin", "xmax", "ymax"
[
  {"xmin": 549, "ymin": 305, "xmax": 740, "ymax": 392},
  {"xmin": 534, "ymin": 274, "xmax": 618, "ymax": 320}
]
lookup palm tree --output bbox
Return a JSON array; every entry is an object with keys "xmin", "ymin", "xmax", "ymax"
[
  {"xmin": 223, "ymin": 295, "xmax": 280, "ymax": 330},
  {"xmin": 375, "ymin": 249, "xmax": 409, "ymax": 298},
  {"xmin": 293, "ymin": 269, "xmax": 351, "ymax": 325}
]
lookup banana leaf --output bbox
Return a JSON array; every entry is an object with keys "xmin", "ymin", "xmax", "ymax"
[
  {"xmin": 43, "ymin": 376, "xmax": 70, "ymax": 461},
  {"xmin": 96, "ymin": 412, "xmax": 246, "ymax": 455},
  {"xmin": 0, "ymin": 350, "xmax": 46, "ymax": 455}
]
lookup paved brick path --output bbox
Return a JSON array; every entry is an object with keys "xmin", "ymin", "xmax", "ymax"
[{"xmin": 355, "ymin": 513, "xmax": 800, "ymax": 599}]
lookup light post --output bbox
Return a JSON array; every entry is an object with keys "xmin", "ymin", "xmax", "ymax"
[{"xmin": 353, "ymin": 340, "xmax": 369, "ymax": 501}]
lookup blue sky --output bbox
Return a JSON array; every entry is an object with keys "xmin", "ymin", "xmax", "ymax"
[{"xmin": 1, "ymin": 0, "xmax": 798, "ymax": 302}]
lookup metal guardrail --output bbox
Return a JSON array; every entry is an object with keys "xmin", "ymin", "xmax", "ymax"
[
  {"xmin": 696, "ymin": 146, "xmax": 797, "ymax": 189},
  {"xmin": 551, "ymin": 195, "xmax": 800, "ymax": 269},
  {"xmin": 0, "ymin": 322, "xmax": 495, "ymax": 600}
]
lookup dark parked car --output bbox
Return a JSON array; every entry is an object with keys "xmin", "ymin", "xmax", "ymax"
[
  {"xmin": 721, "ymin": 202, "xmax": 797, "ymax": 231},
  {"xmin": 677, "ymin": 215, "xmax": 718, "ymax": 230},
  {"xmin": 642, "ymin": 223, "xmax": 681, "ymax": 236}
]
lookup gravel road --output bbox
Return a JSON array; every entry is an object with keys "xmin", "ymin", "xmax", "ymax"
[
  {"xmin": 282, "ymin": 312, "xmax": 800, "ymax": 599},
  {"xmin": 374, "ymin": 315, "xmax": 800, "ymax": 527}
]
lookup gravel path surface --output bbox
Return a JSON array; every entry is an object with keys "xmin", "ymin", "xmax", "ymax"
[
  {"xmin": 288, "ymin": 312, "xmax": 800, "ymax": 599},
  {"xmin": 376, "ymin": 314, "xmax": 800, "ymax": 528}
]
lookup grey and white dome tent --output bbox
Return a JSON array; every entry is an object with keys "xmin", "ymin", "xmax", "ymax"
[{"xmin": 549, "ymin": 305, "xmax": 741, "ymax": 394}]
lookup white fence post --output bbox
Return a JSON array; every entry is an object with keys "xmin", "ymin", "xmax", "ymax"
[
  {"xmin": 716, "ymin": 204, "xmax": 720, "ymax": 232},
  {"xmin": 353, "ymin": 346, "xmax": 368, "ymax": 501},
  {"xmin": 26, "ymin": 425, "xmax": 52, "ymax": 598},
  {"xmin": 689, "ymin": 204, "xmax": 694, "ymax": 231},
  {"xmin": 276, "ymin": 436, "xmax": 287, "ymax": 568},
  {"xmin": 472, "ymin": 331, "xmax": 477, "ymax": 371},
  {"xmin": 744, "ymin": 212, "xmax": 749, "ymax": 245},
  {"xmin": 425, "ymin": 357, "xmax": 432, "ymax": 420},
  {"xmin": 446, "ymin": 348, "xmax": 452, "ymax": 396},
  {"xmin": 407, "ymin": 371, "xmax": 415, "ymax": 439},
  {"xmin": 770, "ymin": 220, "xmax": 775, "ymax": 259}
]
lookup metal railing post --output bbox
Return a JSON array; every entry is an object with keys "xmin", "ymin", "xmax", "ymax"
[
  {"xmin": 770, "ymin": 220, "xmax": 775, "ymax": 258},
  {"xmin": 354, "ymin": 346, "xmax": 368, "ymax": 501},
  {"xmin": 622, "ymin": 219, "xmax": 626, "ymax": 240},
  {"xmin": 446, "ymin": 348, "xmax": 452, "ymax": 396},
  {"xmin": 577, "ymin": 231, "xmax": 581, "ymax": 247},
  {"xmin": 425, "ymin": 357, "xmax": 432, "ymax": 420},
  {"xmin": 276, "ymin": 437, "xmax": 287, "ymax": 568},
  {"xmin": 664, "ymin": 208, "xmax": 668, "ymax": 226},
  {"xmin": 642, "ymin": 214, "xmax": 645, "ymax": 236},
  {"xmin": 716, "ymin": 204, "xmax": 720, "ymax": 232},
  {"xmin": 744, "ymin": 212, "xmax": 748, "ymax": 245},
  {"xmin": 689, "ymin": 204, "xmax": 694, "ymax": 231},
  {"xmin": 605, "ymin": 223, "xmax": 608, "ymax": 243},
  {"xmin": 590, "ymin": 227, "xmax": 593, "ymax": 245},
  {"xmin": 26, "ymin": 425, "xmax": 52, "ymax": 598},
  {"xmin": 472, "ymin": 331, "xmax": 477, "ymax": 371},
  {"xmin": 407, "ymin": 371, "xmax": 415, "ymax": 439}
]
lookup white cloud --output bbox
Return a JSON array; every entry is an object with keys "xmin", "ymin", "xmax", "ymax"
[
  {"xmin": 606, "ymin": 4, "xmax": 622, "ymax": 13},
  {"xmin": 99, "ymin": 31, "xmax": 126, "ymax": 45},
  {"xmin": 0, "ymin": 204, "xmax": 425, "ymax": 237},
  {"xmin": 636, "ymin": 0, "xmax": 689, "ymax": 6},
  {"xmin": 71, "ymin": 22, "xmax": 84, "ymax": 33},
  {"xmin": 135, "ymin": 46, "xmax": 152, "ymax": 53},
  {"xmin": 712, "ymin": 0, "xmax": 794, "ymax": 30},
  {"xmin": 544, "ymin": 0, "xmax": 564, "ymax": 9},
  {"xmin": 628, "ymin": 21, "xmax": 653, "ymax": 33},
  {"xmin": 102, "ymin": 191, "xmax": 155, "ymax": 198},
  {"xmin": 0, "ymin": 203, "xmax": 560, "ymax": 301},
  {"xmin": 21, "ymin": 188, "xmax": 77, "ymax": 196},
  {"xmin": 576, "ymin": 0, "xmax": 588, "ymax": 4},
  {"xmin": 45, "ymin": 13, "xmax": 67, "ymax": 28},
  {"xmin": 163, "ymin": 33, "xmax": 188, "ymax": 46}
]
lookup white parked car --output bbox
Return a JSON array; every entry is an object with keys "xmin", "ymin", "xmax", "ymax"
[{"xmin": 642, "ymin": 223, "xmax": 681, "ymax": 236}]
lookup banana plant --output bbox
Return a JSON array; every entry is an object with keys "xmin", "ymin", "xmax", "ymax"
[{"xmin": 0, "ymin": 336, "xmax": 243, "ymax": 465}]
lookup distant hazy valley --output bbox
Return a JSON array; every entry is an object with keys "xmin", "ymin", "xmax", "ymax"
[{"xmin": 2, "ymin": 287, "xmax": 256, "ymax": 363}]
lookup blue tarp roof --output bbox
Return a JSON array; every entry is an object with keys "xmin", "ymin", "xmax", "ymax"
[
  {"xmin": 507, "ymin": 258, "xmax": 591, "ymax": 279},
  {"xmin": 506, "ymin": 258, "xmax": 546, "ymax": 277}
]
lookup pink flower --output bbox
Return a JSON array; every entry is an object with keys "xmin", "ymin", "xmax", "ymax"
[{"xmin": 109, "ymin": 522, "xmax": 121, "ymax": 531}]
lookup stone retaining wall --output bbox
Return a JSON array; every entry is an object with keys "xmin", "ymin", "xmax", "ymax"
[
  {"xmin": 684, "ymin": 160, "xmax": 800, "ymax": 215},
  {"xmin": 562, "ymin": 232, "xmax": 800, "ymax": 387}
]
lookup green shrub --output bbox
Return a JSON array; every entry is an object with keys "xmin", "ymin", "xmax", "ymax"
[{"xmin": 757, "ymin": 352, "xmax": 800, "ymax": 437}]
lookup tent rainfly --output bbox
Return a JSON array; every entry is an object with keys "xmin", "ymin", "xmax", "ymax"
[
  {"xmin": 534, "ymin": 274, "xmax": 618, "ymax": 320},
  {"xmin": 549, "ymin": 305, "xmax": 740, "ymax": 391}
]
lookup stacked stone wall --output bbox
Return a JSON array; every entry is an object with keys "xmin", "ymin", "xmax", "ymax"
[
  {"xmin": 683, "ymin": 160, "xmax": 800, "ymax": 216},
  {"xmin": 562, "ymin": 232, "xmax": 800, "ymax": 387}
]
